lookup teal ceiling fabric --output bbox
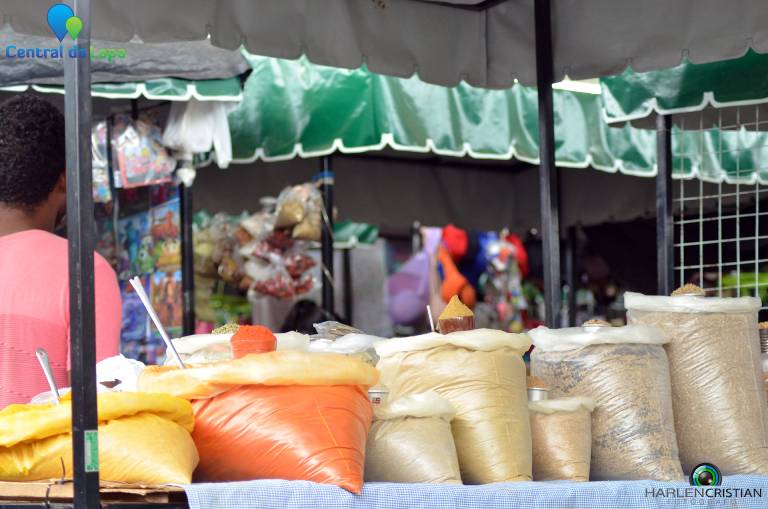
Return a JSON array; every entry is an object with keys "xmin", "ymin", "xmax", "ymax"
[
  {"xmin": 0, "ymin": 77, "xmax": 243, "ymax": 101},
  {"xmin": 228, "ymin": 53, "xmax": 656, "ymax": 176},
  {"xmin": 600, "ymin": 51, "xmax": 768, "ymax": 124}
]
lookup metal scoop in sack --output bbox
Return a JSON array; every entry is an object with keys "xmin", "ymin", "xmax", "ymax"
[{"xmin": 35, "ymin": 347, "xmax": 60, "ymax": 404}]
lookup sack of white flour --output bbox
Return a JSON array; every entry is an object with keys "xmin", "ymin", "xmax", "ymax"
[
  {"xmin": 365, "ymin": 391, "xmax": 461, "ymax": 484},
  {"xmin": 375, "ymin": 329, "xmax": 532, "ymax": 483}
]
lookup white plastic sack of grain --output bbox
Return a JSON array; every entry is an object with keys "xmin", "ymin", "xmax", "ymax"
[
  {"xmin": 530, "ymin": 324, "xmax": 683, "ymax": 481},
  {"xmin": 529, "ymin": 397, "xmax": 594, "ymax": 482},
  {"xmin": 166, "ymin": 331, "xmax": 310, "ymax": 365},
  {"xmin": 375, "ymin": 329, "xmax": 532, "ymax": 484},
  {"xmin": 626, "ymin": 287, "xmax": 768, "ymax": 475},
  {"xmin": 365, "ymin": 391, "xmax": 461, "ymax": 484}
]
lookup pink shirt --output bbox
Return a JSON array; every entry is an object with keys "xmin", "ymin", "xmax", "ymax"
[{"xmin": 0, "ymin": 230, "xmax": 121, "ymax": 408}]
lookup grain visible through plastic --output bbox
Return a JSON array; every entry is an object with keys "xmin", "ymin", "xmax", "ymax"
[
  {"xmin": 628, "ymin": 307, "xmax": 768, "ymax": 475},
  {"xmin": 532, "ymin": 342, "xmax": 683, "ymax": 481},
  {"xmin": 530, "ymin": 406, "xmax": 591, "ymax": 481}
]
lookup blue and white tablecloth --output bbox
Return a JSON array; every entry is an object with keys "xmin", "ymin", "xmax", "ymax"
[{"xmin": 184, "ymin": 475, "xmax": 768, "ymax": 509}]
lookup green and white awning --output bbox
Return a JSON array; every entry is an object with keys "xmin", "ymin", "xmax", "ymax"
[
  {"xmin": 0, "ymin": 77, "xmax": 243, "ymax": 101},
  {"xmin": 223, "ymin": 53, "xmax": 768, "ymax": 184},
  {"xmin": 228, "ymin": 53, "xmax": 657, "ymax": 176},
  {"xmin": 600, "ymin": 51, "xmax": 768, "ymax": 124}
]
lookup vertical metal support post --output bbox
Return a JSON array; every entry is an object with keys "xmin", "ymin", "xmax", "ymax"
[
  {"xmin": 565, "ymin": 226, "xmax": 577, "ymax": 326},
  {"xmin": 180, "ymin": 180, "xmax": 195, "ymax": 335},
  {"xmin": 64, "ymin": 1, "xmax": 100, "ymax": 508},
  {"xmin": 534, "ymin": 0, "xmax": 561, "ymax": 327},
  {"xmin": 319, "ymin": 157, "xmax": 335, "ymax": 315},
  {"xmin": 342, "ymin": 248, "xmax": 353, "ymax": 324},
  {"xmin": 656, "ymin": 114, "xmax": 674, "ymax": 295}
]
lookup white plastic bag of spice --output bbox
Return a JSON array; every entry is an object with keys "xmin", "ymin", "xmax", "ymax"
[
  {"xmin": 625, "ymin": 287, "xmax": 768, "ymax": 475},
  {"xmin": 530, "ymin": 323, "xmax": 683, "ymax": 481},
  {"xmin": 375, "ymin": 329, "xmax": 532, "ymax": 484},
  {"xmin": 365, "ymin": 391, "xmax": 461, "ymax": 484},
  {"xmin": 529, "ymin": 397, "xmax": 594, "ymax": 482}
]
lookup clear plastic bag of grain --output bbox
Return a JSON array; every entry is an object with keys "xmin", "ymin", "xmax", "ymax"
[
  {"xmin": 529, "ymin": 397, "xmax": 594, "ymax": 482},
  {"xmin": 530, "ymin": 322, "xmax": 683, "ymax": 481},
  {"xmin": 365, "ymin": 391, "xmax": 461, "ymax": 484},
  {"xmin": 625, "ymin": 286, "xmax": 768, "ymax": 475}
]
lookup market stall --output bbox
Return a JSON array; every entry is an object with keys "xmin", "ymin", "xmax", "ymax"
[
  {"xmin": 600, "ymin": 51, "xmax": 768, "ymax": 311},
  {"xmin": 3, "ymin": 1, "xmax": 768, "ymax": 508}
]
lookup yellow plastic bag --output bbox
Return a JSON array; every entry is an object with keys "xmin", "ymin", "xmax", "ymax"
[
  {"xmin": 0, "ymin": 392, "xmax": 198, "ymax": 484},
  {"xmin": 138, "ymin": 350, "xmax": 380, "ymax": 399}
]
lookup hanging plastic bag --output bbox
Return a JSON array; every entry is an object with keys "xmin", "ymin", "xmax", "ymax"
[
  {"xmin": 529, "ymin": 397, "xmax": 594, "ymax": 481},
  {"xmin": 626, "ymin": 287, "xmax": 768, "ymax": 475},
  {"xmin": 365, "ymin": 391, "xmax": 461, "ymax": 484},
  {"xmin": 139, "ymin": 351, "xmax": 379, "ymax": 493},
  {"xmin": 162, "ymin": 100, "xmax": 236, "ymax": 169},
  {"xmin": 376, "ymin": 329, "xmax": 532, "ymax": 484},
  {"xmin": 530, "ymin": 323, "xmax": 683, "ymax": 481},
  {"xmin": 0, "ymin": 392, "xmax": 198, "ymax": 484}
]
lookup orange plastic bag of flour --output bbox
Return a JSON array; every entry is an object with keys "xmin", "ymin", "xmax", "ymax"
[{"xmin": 139, "ymin": 350, "xmax": 379, "ymax": 493}]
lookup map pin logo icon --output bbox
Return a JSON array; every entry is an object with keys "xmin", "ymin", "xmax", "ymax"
[
  {"xmin": 47, "ymin": 4, "xmax": 74, "ymax": 42},
  {"xmin": 66, "ymin": 16, "xmax": 83, "ymax": 40}
]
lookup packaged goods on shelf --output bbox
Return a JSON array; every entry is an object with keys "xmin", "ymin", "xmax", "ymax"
[
  {"xmin": 365, "ymin": 391, "xmax": 461, "ymax": 484},
  {"xmin": 529, "ymin": 397, "xmax": 594, "ymax": 482},
  {"xmin": 376, "ymin": 329, "xmax": 532, "ymax": 483},
  {"xmin": 626, "ymin": 287, "xmax": 768, "ymax": 475},
  {"xmin": 139, "ymin": 350, "xmax": 379, "ymax": 493},
  {"xmin": 530, "ymin": 323, "xmax": 683, "ymax": 481},
  {"xmin": 0, "ymin": 392, "xmax": 198, "ymax": 484}
]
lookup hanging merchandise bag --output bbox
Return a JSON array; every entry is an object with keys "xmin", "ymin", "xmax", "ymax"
[
  {"xmin": 139, "ymin": 350, "xmax": 379, "ymax": 493},
  {"xmin": 375, "ymin": 329, "xmax": 532, "ymax": 484},
  {"xmin": 0, "ymin": 392, "xmax": 198, "ymax": 484},
  {"xmin": 529, "ymin": 397, "xmax": 594, "ymax": 481},
  {"xmin": 530, "ymin": 322, "xmax": 683, "ymax": 481},
  {"xmin": 626, "ymin": 285, "xmax": 768, "ymax": 475},
  {"xmin": 365, "ymin": 391, "xmax": 462, "ymax": 484}
]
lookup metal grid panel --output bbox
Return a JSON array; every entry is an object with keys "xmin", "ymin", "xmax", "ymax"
[{"xmin": 673, "ymin": 106, "xmax": 768, "ymax": 316}]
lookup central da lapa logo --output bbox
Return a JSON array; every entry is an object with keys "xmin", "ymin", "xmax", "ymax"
[
  {"xmin": 47, "ymin": 4, "xmax": 83, "ymax": 41},
  {"xmin": 1, "ymin": 3, "xmax": 125, "ymax": 61}
]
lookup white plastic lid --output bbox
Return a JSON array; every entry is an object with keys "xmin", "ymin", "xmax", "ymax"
[
  {"xmin": 374, "ymin": 328, "xmax": 531, "ymax": 357},
  {"xmin": 529, "ymin": 324, "xmax": 667, "ymax": 352},
  {"xmin": 624, "ymin": 291, "xmax": 761, "ymax": 314},
  {"xmin": 373, "ymin": 391, "xmax": 456, "ymax": 421},
  {"xmin": 528, "ymin": 396, "xmax": 595, "ymax": 414}
]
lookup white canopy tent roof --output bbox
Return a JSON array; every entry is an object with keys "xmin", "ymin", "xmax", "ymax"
[{"xmin": 3, "ymin": 0, "xmax": 768, "ymax": 88}]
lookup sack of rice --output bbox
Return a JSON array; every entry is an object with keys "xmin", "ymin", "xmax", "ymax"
[
  {"xmin": 529, "ymin": 397, "xmax": 594, "ymax": 482},
  {"xmin": 375, "ymin": 329, "xmax": 532, "ymax": 484},
  {"xmin": 365, "ymin": 391, "xmax": 461, "ymax": 484},
  {"xmin": 626, "ymin": 285, "xmax": 768, "ymax": 475},
  {"xmin": 530, "ymin": 322, "xmax": 683, "ymax": 481}
]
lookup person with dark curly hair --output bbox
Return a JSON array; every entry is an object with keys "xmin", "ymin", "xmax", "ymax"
[{"xmin": 0, "ymin": 95, "xmax": 120, "ymax": 407}]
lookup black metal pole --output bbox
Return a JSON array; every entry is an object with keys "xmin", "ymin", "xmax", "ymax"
[
  {"xmin": 566, "ymin": 226, "xmax": 577, "ymax": 326},
  {"xmin": 180, "ymin": 179, "xmax": 195, "ymax": 335},
  {"xmin": 64, "ymin": 1, "xmax": 100, "ymax": 508},
  {"xmin": 319, "ymin": 157, "xmax": 335, "ymax": 315},
  {"xmin": 656, "ymin": 114, "xmax": 674, "ymax": 295},
  {"xmin": 534, "ymin": 0, "xmax": 561, "ymax": 327},
  {"xmin": 342, "ymin": 248, "xmax": 353, "ymax": 324}
]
